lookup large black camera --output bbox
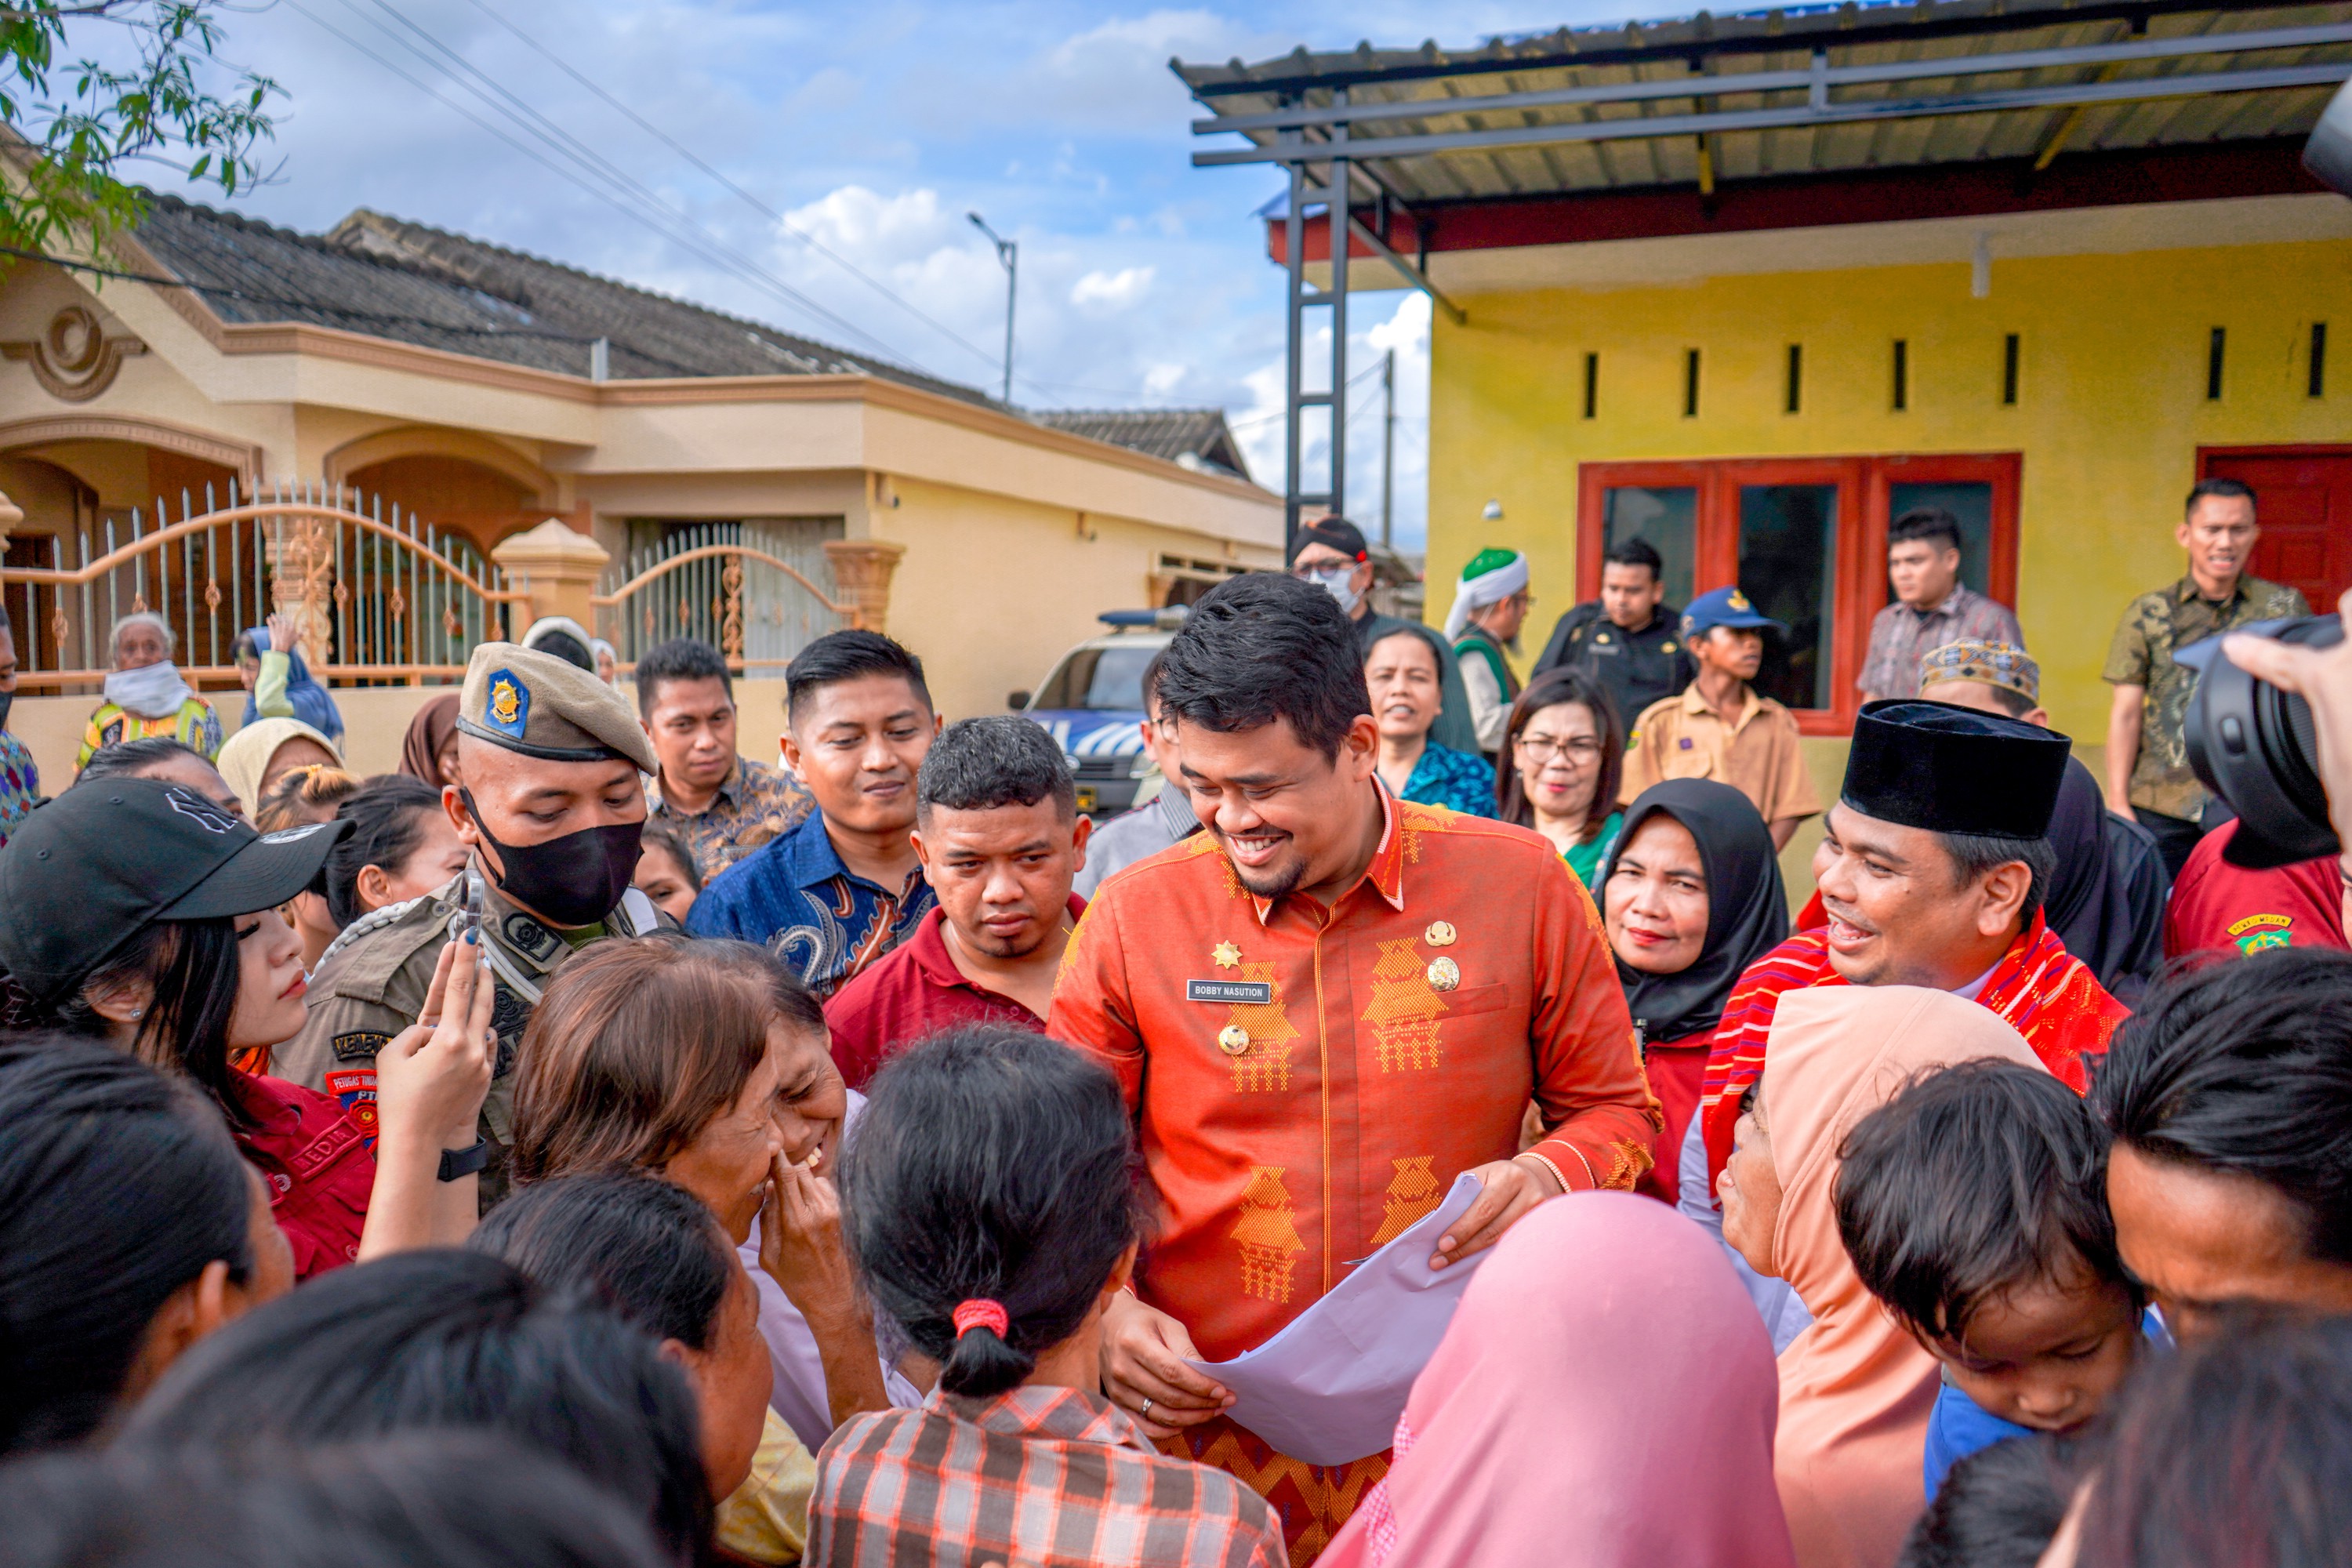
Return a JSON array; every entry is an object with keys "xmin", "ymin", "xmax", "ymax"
[
  {"xmin": 2189, "ymin": 90, "xmax": 2352, "ymax": 867},
  {"xmin": 2187, "ymin": 616, "xmax": 2343, "ymax": 868}
]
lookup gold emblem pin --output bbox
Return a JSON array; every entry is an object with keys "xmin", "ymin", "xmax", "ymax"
[
  {"xmin": 1426, "ymin": 957, "xmax": 1461, "ymax": 993},
  {"xmin": 1661, "ymin": 640, "xmax": 1677, "ymax": 653},
  {"xmin": 1211, "ymin": 941, "xmax": 1242, "ymax": 970},
  {"xmin": 1218, "ymin": 1024, "xmax": 1250, "ymax": 1055},
  {"xmin": 1424, "ymin": 920, "xmax": 1457, "ymax": 948}
]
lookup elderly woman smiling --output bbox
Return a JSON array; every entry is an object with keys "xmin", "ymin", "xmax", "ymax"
[{"xmin": 509, "ymin": 935, "xmax": 908, "ymax": 1452}]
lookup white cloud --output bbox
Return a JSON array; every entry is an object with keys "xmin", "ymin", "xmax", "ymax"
[{"xmin": 1071, "ymin": 265, "xmax": 1155, "ymax": 312}]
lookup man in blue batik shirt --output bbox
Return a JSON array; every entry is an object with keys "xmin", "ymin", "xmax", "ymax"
[{"xmin": 688, "ymin": 630, "xmax": 939, "ymax": 997}]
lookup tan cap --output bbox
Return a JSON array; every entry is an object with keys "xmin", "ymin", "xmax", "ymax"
[{"xmin": 456, "ymin": 641, "xmax": 655, "ymax": 772}]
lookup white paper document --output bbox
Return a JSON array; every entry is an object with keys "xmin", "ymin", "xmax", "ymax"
[{"xmin": 1186, "ymin": 1171, "xmax": 1490, "ymax": 1466}]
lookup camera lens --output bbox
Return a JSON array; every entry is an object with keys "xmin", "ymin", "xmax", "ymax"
[{"xmin": 2187, "ymin": 615, "xmax": 2343, "ymax": 868}]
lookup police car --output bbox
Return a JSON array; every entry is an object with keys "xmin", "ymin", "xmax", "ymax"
[{"xmin": 1011, "ymin": 607, "xmax": 1186, "ymax": 816}]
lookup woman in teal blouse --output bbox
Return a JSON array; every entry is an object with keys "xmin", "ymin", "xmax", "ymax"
[
  {"xmin": 1497, "ymin": 668, "xmax": 1624, "ymax": 887},
  {"xmin": 1367, "ymin": 627, "xmax": 1495, "ymax": 816}
]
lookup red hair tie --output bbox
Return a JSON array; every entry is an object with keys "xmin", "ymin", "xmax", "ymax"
[{"xmin": 952, "ymin": 1299, "xmax": 1010, "ymax": 1340}]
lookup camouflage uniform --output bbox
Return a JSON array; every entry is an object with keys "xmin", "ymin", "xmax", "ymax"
[
  {"xmin": 277, "ymin": 637, "xmax": 669, "ymax": 1207},
  {"xmin": 277, "ymin": 868, "xmax": 668, "ymax": 1207},
  {"xmin": 2103, "ymin": 573, "xmax": 2308, "ymax": 822}
]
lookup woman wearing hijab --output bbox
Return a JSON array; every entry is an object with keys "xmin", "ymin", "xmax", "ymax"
[
  {"xmin": 78, "ymin": 612, "xmax": 222, "ymax": 768},
  {"xmin": 2039, "ymin": 763, "xmax": 2165, "ymax": 1006},
  {"xmin": 215, "ymin": 717, "xmax": 343, "ymax": 819},
  {"xmin": 1716, "ymin": 986, "xmax": 2046, "ymax": 1568},
  {"xmin": 233, "ymin": 615, "xmax": 346, "ymax": 745},
  {"xmin": 1319, "ymin": 1193, "xmax": 1796, "ymax": 1568},
  {"xmin": 398, "ymin": 692, "xmax": 463, "ymax": 789},
  {"xmin": 1600, "ymin": 779, "xmax": 1789, "ymax": 1207}
]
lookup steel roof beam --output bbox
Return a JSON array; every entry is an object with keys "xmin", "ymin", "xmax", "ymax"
[
  {"xmin": 1194, "ymin": 60, "xmax": 2352, "ymax": 166},
  {"xmin": 1191, "ymin": 22, "xmax": 2352, "ymax": 136},
  {"xmin": 1179, "ymin": 0, "xmax": 2306, "ymax": 99}
]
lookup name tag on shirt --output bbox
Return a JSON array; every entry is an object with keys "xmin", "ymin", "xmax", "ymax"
[{"xmin": 1187, "ymin": 978, "xmax": 1274, "ymax": 1004}]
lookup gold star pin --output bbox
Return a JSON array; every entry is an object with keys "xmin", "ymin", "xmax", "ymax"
[
  {"xmin": 1424, "ymin": 920, "xmax": 1457, "ymax": 948},
  {"xmin": 1218, "ymin": 1024, "xmax": 1251, "ymax": 1055},
  {"xmin": 1426, "ymin": 957, "xmax": 1461, "ymax": 993},
  {"xmin": 1211, "ymin": 941, "xmax": 1241, "ymax": 969}
]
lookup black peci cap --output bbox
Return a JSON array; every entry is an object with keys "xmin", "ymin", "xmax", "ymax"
[
  {"xmin": 1840, "ymin": 700, "xmax": 2072, "ymax": 840},
  {"xmin": 0, "ymin": 777, "xmax": 352, "ymax": 1006}
]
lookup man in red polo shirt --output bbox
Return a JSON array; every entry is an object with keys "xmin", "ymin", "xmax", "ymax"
[{"xmin": 823, "ymin": 716, "xmax": 1091, "ymax": 1087}]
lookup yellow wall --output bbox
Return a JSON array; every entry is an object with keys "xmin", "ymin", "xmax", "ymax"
[
  {"xmin": 1428, "ymin": 233, "xmax": 2352, "ymax": 740},
  {"xmin": 876, "ymin": 473, "xmax": 1276, "ymax": 724}
]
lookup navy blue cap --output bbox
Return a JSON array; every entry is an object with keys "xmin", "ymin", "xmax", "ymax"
[{"xmin": 1681, "ymin": 586, "xmax": 1786, "ymax": 637}]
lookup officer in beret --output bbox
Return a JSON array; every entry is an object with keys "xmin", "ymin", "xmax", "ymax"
[{"xmin": 278, "ymin": 641, "xmax": 669, "ymax": 1205}]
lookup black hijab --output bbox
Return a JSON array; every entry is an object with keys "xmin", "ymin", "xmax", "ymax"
[
  {"xmin": 1600, "ymin": 779, "xmax": 1791, "ymax": 1045},
  {"xmin": 2042, "ymin": 758, "xmax": 2166, "ymax": 1006}
]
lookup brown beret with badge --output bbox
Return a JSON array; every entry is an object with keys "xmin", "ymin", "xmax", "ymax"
[{"xmin": 456, "ymin": 641, "xmax": 655, "ymax": 773}]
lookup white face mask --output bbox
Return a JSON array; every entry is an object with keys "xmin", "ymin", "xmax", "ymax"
[
  {"xmin": 1300, "ymin": 563, "xmax": 1362, "ymax": 615},
  {"xmin": 103, "ymin": 661, "xmax": 194, "ymax": 720}
]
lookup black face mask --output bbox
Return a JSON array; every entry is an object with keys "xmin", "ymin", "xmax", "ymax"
[{"xmin": 459, "ymin": 789, "xmax": 642, "ymax": 929}]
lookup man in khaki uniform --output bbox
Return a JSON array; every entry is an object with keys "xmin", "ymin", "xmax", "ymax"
[
  {"xmin": 279, "ymin": 641, "xmax": 667, "ymax": 1203},
  {"xmin": 1620, "ymin": 586, "xmax": 1819, "ymax": 849}
]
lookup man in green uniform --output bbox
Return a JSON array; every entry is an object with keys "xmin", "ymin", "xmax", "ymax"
[{"xmin": 278, "ymin": 640, "xmax": 666, "ymax": 1203}]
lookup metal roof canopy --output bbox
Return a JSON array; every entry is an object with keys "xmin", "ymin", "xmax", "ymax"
[{"xmin": 1175, "ymin": 0, "xmax": 2352, "ymax": 546}]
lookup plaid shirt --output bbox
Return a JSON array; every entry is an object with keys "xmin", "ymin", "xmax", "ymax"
[
  {"xmin": 686, "ymin": 808, "xmax": 935, "ymax": 998},
  {"xmin": 1857, "ymin": 583, "xmax": 2024, "ymax": 700},
  {"xmin": 810, "ymin": 1385, "xmax": 1285, "ymax": 1568},
  {"xmin": 646, "ymin": 753, "xmax": 814, "ymax": 880}
]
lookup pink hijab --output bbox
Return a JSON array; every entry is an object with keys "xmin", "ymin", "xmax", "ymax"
[
  {"xmin": 1762, "ymin": 985, "xmax": 2048, "ymax": 1568},
  {"xmin": 1320, "ymin": 1192, "xmax": 1795, "ymax": 1568}
]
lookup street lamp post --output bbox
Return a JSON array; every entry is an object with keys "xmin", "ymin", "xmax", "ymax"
[{"xmin": 967, "ymin": 211, "xmax": 1017, "ymax": 406}]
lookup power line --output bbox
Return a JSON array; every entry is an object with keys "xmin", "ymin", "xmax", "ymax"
[
  {"xmin": 340, "ymin": 0, "xmax": 928, "ymax": 373},
  {"xmin": 459, "ymin": 0, "xmax": 1007, "ymax": 378},
  {"xmin": 284, "ymin": 0, "xmax": 942, "ymax": 379}
]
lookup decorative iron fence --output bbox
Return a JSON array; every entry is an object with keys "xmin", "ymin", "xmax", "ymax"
[
  {"xmin": 0, "ymin": 481, "xmax": 525, "ymax": 688},
  {"xmin": 592, "ymin": 520, "xmax": 855, "ymax": 673}
]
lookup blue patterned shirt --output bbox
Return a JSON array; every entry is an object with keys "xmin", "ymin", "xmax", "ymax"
[
  {"xmin": 0, "ymin": 731, "xmax": 38, "ymax": 850},
  {"xmin": 687, "ymin": 809, "xmax": 935, "ymax": 998},
  {"xmin": 1399, "ymin": 741, "xmax": 1497, "ymax": 818}
]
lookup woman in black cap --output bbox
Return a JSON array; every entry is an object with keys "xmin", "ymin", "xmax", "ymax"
[{"xmin": 0, "ymin": 778, "xmax": 496, "ymax": 1276}]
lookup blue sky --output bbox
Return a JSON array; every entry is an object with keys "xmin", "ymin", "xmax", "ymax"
[{"xmin": 106, "ymin": 2, "xmax": 1690, "ymax": 548}]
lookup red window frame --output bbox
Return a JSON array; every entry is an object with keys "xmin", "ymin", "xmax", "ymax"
[{"xmin": 1577, "ymin": 452, "xmax": 2022, "ymax": 735}]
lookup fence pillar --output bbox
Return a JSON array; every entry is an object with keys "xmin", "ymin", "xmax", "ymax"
[
  {"xmin": 822, "ymin": 540, "xmax": 906, "ymax": 633},
  {"xmin": 492, "ymin": 518, "xmax": 609, "ymax": 633},
  {"xmin": 268, "ymin": 510, "xmax": 338, "ymax": 666}
]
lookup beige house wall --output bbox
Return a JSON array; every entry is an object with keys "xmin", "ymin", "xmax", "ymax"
[{"xmin": 1, "ymin": 245, "xmax": 1284, "ymax": 789}]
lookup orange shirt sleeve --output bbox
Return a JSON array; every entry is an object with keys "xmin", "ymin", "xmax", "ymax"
[
  {"xmin": 1046, "ymin": 881, "xmax": 1145, "ymax": 1112},
  {"xmin": 1522, "ymin": 852, "xmax": 1661, "ymax": 1192}
]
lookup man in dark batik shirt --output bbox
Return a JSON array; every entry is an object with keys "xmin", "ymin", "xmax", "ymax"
[{"xmin": 689, "ymin": 630, "xmax": 938, "ymax": 996}]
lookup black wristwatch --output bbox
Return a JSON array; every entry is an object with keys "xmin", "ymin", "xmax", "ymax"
[{"xmin": 437, "ymin": 1138, "xmax": 491, "ymax": 1181}]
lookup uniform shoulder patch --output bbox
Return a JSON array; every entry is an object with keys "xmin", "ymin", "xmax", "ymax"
[{"xmin": 332, "ymin": 1030, "xmax": 392, "ymax": 1062}]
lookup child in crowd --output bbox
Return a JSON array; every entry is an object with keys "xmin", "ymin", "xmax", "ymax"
[
  {"xmin": 1835, "ymin": 1058, "xmax": 2151, "ymax": 1500},
  {"xmin": 815, "ymin": 1023, "xmax": 1285, "ymax": 1567}
]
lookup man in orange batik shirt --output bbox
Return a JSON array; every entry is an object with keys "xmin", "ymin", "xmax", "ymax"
[{"xmin": 1050, "ymin": 573, "xmax": 1658, "ymax": 1565}]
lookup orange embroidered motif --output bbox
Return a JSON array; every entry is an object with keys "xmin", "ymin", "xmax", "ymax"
[
  {"xmin": 1232, "ymin": 1166, "xmax": 1306, "ymax": 1303},
  {"xmin": 1368, "ymin": 1155, "xmax": 1443, "ymax": 1247},
  {"xmin": 1396, "ymin": 799, "xmax": 1447, "ymax": 866},
  {"xmin": 1188, "ymin": 1424, "xmax": 1389, "ymax": 1564},
  {"xmin": 1222, "ymin": 962, "xmax": 1298, "ymax": 1092},
  {"xmin": 1602, "ymin": 1136, "xmax": 1653, "ymax": 1190},
  {"xmin": 1363, "ymin": 938, "xmax": 1446, "ymax": 1072}
]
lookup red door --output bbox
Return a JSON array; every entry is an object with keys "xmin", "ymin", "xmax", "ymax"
[{"xmin": 2201, "ymin": 447, "xmax": 2352, "ymax": 613}]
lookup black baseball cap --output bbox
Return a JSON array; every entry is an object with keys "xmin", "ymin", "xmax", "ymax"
[
  {"xmin": 0, "ymin": 777, "xmax": 353, "ymax": 1005},
  {"xmin": 1291, "ymin": 516, "xmax": 1370, "ymax": 564}
]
